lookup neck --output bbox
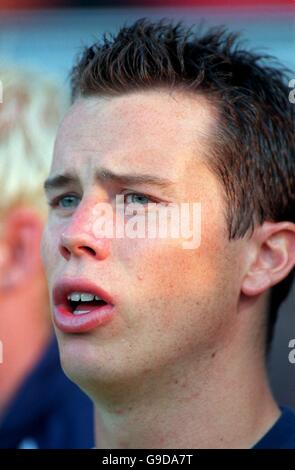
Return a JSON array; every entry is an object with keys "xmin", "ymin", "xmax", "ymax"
[
  {"xmin": 0, "ymin": 280, "xmax": 51, "ymax": 414},
  {"xmin": 94, "ymin": 314, "xmax": 279, "ymax": 448}
]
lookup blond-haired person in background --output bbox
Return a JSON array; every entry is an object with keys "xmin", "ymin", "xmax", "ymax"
[{"xmin": 0, "ymin": 68, "xmax": 94, "ymax": 448}]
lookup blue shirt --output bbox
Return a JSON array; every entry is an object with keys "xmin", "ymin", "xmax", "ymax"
[
  {"xmin": 253, "ymin": 406, "xmax": 295, "ymax": 449},
  {"xmin": 0, "ymin": 336, "xmax": 94, "ymax": 449}
]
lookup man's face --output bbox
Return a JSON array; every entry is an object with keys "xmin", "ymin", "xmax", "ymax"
[{"xmin": 42, "ymin": 89, "xmax": 246, "ymax": 392}]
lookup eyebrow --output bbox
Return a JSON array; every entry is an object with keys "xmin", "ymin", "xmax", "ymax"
[
  {"xmin": 44, "ymin": 173, "xmax": 79, "ymax": 192},
  {"xmin": 44, "ymin": 167, "xmax": 176, "ymax": 193}
]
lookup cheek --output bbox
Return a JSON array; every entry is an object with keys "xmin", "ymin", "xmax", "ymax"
[
  {"xmin": 115, "ymin": 219, "xmax": 241, "ymax": 333},
  {"xmin": 114, "ymin": 237, "xmax": 235, "ymax": 360},
  {"xmin": 116, "ymin": 234, "xmax": 222, "ymax": 308},
  {"xmin": 118, "ymin": 215, "xmax": 226, "ymax": 283}
]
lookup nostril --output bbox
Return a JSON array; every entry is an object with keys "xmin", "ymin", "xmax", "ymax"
[
  {"xmin": 59, "ymin": 244, "xmax": 96, "ymax": 259},
  {"xmin": 59, "ymin": 245, "xmax": 71, "ymax": 260},
  {"xmin": 79, "ymin": 246, "xmax": 96, "ymax": 257}
]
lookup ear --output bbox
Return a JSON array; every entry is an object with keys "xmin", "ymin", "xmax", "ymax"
[
  {"xmin": 241, "ymin": 221, "xmax": 295, "ymax": 297},
  {"xmin": 0, "ymin": 208, "xmax": 44, "ymax": 290}
]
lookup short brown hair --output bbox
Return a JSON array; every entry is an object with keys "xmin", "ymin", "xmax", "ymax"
[{"xmin": 70, "ymin": 18, "xmax": 295, "ymax": 350}]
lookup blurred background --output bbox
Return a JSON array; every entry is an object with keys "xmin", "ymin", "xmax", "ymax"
[{"xmin": 0, "ymin": 0, "xmax": 294, "ymax": 440}]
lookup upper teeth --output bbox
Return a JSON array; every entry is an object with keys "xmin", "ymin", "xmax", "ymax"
[{"xmin": 67, "ymin": 292, "xmax": 103, "ymax": 302}]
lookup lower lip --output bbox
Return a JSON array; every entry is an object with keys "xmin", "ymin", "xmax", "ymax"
[{"xmin": 53, "ymin": 303, "xmax": 115, "ymax": 333}]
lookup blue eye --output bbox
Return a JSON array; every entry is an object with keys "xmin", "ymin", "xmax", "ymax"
[
  {"xmin": 59, "ymin": 195, "xmax": 80, "ymax": 208},
  {"xmin": 125, "ymin": 194, "xmax": 150, "ymax": 205}
]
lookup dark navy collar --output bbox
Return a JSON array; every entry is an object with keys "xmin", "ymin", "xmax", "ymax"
[
  {"xmin": 253, "ymin": 406, "xmax": 295, "ymax": 449},
  {"xmin": 0, "ymin": 336, "xmax": 94, "ymax": 449}
]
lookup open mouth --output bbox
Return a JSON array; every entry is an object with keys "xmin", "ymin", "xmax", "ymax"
[
  {"xmin": 52, "ymin": 279, "xmax": 115, "ymax": 333},
  {"xmin": 67, "ymin": 292, "xmax": 108, "ymax": 315}
]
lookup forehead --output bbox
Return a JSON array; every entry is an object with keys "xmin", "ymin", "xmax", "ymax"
[{"xmin": 53, "ymin": 89, "xmax": 217, "ymax": 179}]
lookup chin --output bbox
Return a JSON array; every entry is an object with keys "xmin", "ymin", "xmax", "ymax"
[{"xmin": 55, "ymin": 330, "xmax": 132, "ymax": 393}]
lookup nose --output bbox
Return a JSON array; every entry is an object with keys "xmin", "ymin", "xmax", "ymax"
[{"xmin": 59, "ymin": 212, "xmax": 111, "ymax": 262}]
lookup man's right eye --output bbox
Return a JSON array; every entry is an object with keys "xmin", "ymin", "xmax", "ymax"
[{"xmin": 49, "ymin": 194, "xmax": 80, "ymax": 209}]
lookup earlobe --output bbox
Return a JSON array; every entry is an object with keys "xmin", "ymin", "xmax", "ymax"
[
  {"xmin": 0, "ymin": 208, "xmax": 44, "ymax": 291},
  {"xmin": 242, "ymin": 269, "xmax": 272, "ymax": 297},
  {"xmin": 0, "ymin": 239, "xmax": 23, "ymax": 291},
  {"xmin": 241, "ymin": 221, "xmax": 295, "ymax": 298}
]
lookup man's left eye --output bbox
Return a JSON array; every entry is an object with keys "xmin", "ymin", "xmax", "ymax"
[{"xmin": 124, "ymin": 193, "xmax": 151, "ymax": 205}]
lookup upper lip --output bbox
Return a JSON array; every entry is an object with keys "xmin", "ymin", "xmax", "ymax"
[{"xmin": 52, "ymin": 278, "xmax": 114, "ymax": 306}]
